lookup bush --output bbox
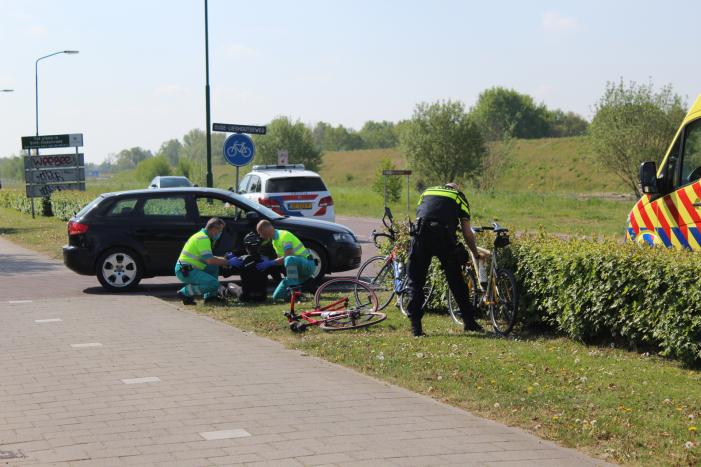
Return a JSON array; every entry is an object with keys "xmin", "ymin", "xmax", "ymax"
[
  {"xmin": 0, "ymin": 189, "xmax": 34, "ymax": 215},
  {"xmin": 511, "ymin": 236, "xmax": 701, "ymax": 365},
  {"xmin": 51, "ymin": 191, "xmax": 96, "ymax": 221},
  {"xmin": 372, "ymin": 158, "xmax": 403, "ymax": 202},
  {"xmin": 382, "ymin": 221, "xmax": 701, "ymax": 365},
  {"xmin": 134, "ymin": 155, "xmax": 172, "ymax": 183}
]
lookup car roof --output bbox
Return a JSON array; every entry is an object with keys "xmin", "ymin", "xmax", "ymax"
[
  {"xmin": 101, "ymin": 187, "xmax": 235, "ymax": 198},
  {"xmin": 251, "ymin": 169, "xmax": 321, "ymax": 179}
]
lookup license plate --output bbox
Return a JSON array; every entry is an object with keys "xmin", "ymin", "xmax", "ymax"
[{"xmin": 289, "ymin": 202, "xmax": 312, "ymax": 210}]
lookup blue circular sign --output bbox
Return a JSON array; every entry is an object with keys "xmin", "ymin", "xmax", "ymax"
[{"xmin": 223, "ymin": 133, "xmax": 255, "ymax": 167}]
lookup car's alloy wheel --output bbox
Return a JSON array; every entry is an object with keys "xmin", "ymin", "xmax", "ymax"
[
  {"xmin": 97, "ymin": 249, "xmax": 142, "ymax": 292},
  {"xmin": 306, "ymin": 243, "xmax": 326, "ymax": 283}
]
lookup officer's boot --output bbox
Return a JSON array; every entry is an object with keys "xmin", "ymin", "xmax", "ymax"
[
  {"xmin": 410, "ymin": 317, "xmax": 424, "ymax": 337},
  {"xmin": 462, "ymin": 313, "xmax": 484, "ymax": 333}
]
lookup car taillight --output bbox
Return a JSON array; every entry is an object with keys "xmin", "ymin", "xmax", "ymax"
[
  {"xmin": 259, "ymin": 197, "xmax": 284, "ymax": 215},
  {"xmin": 319, "ymin": 196, "xmax": 334, "ymax": 207},
  {"xmin": 68, "ymin": 221, "xmax": 89, "ymax": 235}
]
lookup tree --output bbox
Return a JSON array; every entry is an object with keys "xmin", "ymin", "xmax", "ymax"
[
  {"xmin": 547, "ymin": 110, "xmax": 589, "ymax": 137},
  {"xmin": 471, "ymin": 87, "xmax": 551, "ymax": 140},
  {"xmin": 400, "ymin": 100, "xmax": 486, "ymax": 185},
  {"xmin": 589, "ymin": 80, "xmax": 686, "ymax": 197},
  {"xmin": 359, "ymin": 120, "xmax": 399, "ymax": 149},
  {"xmin": 253, "ymin": 117, "xmax": 322, "ymax": 171},
  {"xmin": 311, "ymin": 122, "xmax": 364, "ymax": 151},
  {"xmin": 157, "ymin": 139, "xmax": 183, "ymax": 165},
  {"xmin": 372, "ymin": 158, "xmax": 403, "ymax": 202},
  {"xmin": 115, "ymin": 147, "xmax": 152, "ymax": 170},
  {"xmin": 134, "ymin": 155, "xmax": 172, "ymax": 183},
  {"xmin": 0, "ymin": 155, "xmax": 25, "ymax": 181}
]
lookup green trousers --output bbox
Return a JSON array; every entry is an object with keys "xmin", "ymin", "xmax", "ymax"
[{"xmin": 175, "ymin": 263, "xmax": 220, "ymax": 300}]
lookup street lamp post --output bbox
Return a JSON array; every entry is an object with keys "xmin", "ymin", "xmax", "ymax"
[
  {"xmin": 1, "ymin": 89, "xmax": 13, "ymax": 93},
  {"xmin": 35, "ymin": 50, "xmax": 79, "ymax": 136},
  {"xmin": 32, "ymin": 50, "xmax": 79, "ymax": 218},
  {"xmin": 204, "ymin": 0, "xmax": 213, "ymax": 188}
]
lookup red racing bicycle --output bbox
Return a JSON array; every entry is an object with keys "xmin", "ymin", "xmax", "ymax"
[{"xmin": 284, "ymin": 278, "xmax": 385, "ymax": 332}]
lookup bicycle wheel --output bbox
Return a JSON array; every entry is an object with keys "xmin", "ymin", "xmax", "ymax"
[
  {"xmin": 489, "ymin": 269, "xmax": 518, "ymax": 336},
  {"xmin": 314, "ymin": 278, "xmax": 385, "ymax": 331},
  {"xmin": 355, "ymin": 255, "xmax": 395, "ymax": 311},
  {"xmin": 397, "ymin": 276, "xmax": 434, "ymax": 317},
  {"xmin": 447, "ymin": 267, "xmax": 479, "ymax": 325}
]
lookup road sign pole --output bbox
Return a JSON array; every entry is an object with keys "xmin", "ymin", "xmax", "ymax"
[{"xmin": 383, "ymin": 175, "xmax": 387, "ymax": 210}]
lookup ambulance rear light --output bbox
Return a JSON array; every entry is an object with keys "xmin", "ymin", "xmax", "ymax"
[{"xmin": 68, "ymin": 221, "xmax": 89, "ymax": 236}]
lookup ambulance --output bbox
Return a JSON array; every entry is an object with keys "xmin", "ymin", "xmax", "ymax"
[{"xmin": 627, "ymin": 94, "xmax": 701, "ymax": 248}]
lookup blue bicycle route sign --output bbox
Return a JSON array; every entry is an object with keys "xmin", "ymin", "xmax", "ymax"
[{"xmin": 223, "ymin": 133, "xmax": 255, "ymax": 167}]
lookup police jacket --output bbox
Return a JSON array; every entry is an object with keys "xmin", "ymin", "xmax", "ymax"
[{"xmin": 416, "ymin": 186, "xmax": 471, "ymax": 230}]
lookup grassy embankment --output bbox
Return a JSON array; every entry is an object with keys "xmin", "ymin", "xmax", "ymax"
[{"xmin": 212, "ymin": 137, "xmax": 634, "ymax": 237}]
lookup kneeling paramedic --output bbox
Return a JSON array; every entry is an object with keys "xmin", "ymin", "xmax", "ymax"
[
  {"xmin": 255, "ymin": 220, "xmax": 316, "ymax": 301},
  {"xmin": 406, "ymin": 183, "xmax": 482, "ymax": 336},
  {"xmin": 175, "ymin": 217, "xmax": 240, "ymax": 305}
]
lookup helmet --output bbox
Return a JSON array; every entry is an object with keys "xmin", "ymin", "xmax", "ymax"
[{"xmin": 243, "ymin": 232, "xmax": 262, "ymax": 247}]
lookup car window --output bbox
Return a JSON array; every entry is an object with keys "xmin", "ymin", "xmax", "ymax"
[
  {"xmin": 249, "ymin": 175, "xmax": 262, "ymax": 193},
  {"xmin": 160, "ymin": 177, "xmax": 191, "ymax": 188},
  {"xmin": 142, "ymin": 196, "xmax": 188, "ymax": 218},
  {"xmin": 196, "ymin": 196, "xmax": 248, "ymax": 218},
  {"xmin": 266, "ymin": 176, "xmax": 326, "ymax": 193},
  {"xmin": 76, "ymin": 196, "xmax": 104, "ymax": 218},
  {"xmin": 680, "ymin": 119, "xmax": 701, "ymax": 186},
  {"xmin": 105, "ymin": 198, "xmax": 139, "ymax": 217},
  {"xmin": 238, "ymin": 175, "xmax": 251, "ymax": 194}
]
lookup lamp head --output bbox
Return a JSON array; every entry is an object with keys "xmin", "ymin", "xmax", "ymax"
[{"xmin": 63, "ymin": 50, "xmax": 79, "ymax": 54}]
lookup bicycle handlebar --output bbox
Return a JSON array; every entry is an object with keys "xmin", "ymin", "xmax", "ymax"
[{"xmin": 472, "ymin": 222, "xmax": 508, "ymax": 233}]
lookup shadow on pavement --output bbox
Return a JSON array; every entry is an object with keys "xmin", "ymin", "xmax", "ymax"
[{"xmin": 0, "ymin": 252, "xmax": 64, "ymax": 275}]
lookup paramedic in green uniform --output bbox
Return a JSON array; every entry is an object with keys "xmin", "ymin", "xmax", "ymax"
[
  {"xmin": 255, "ymin": 220, "xmax": 316, "ymax": 300},
  {"xmin": 175, "ymin": 217, "xmax": 241, "ymax": 305}
]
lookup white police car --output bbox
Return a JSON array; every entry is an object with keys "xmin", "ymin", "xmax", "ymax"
[{"xmin": 238, "ymin": 164, "xmax": 335, "ymax": 223}]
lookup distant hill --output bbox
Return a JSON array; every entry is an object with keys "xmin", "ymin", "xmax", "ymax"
[{"xmin": 320, "ymin": 136, "xmax": 628, "ymax": 194}]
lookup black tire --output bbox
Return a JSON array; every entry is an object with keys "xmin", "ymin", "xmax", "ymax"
[
  {"xmin": 397, "ymin": 277, "xmax": 434, "ymax": 317},
  {"xmin": 489, "ymin": 268, "xmax": 518, "ymax": 336},
  {"xmin": 355, "ymin": 255, "xmax": 395, "ymax": 311},
  {"xmin": 314, "ymin": 278, "xmax": 385, "ymax": 331},
  {"xmin": 96, "ymin": 247, "xmax": 143, "ymax": 292},
  {"xmin": 447, "ymin": 266, "xmax": 479, "ymax": 325},
  {"xmin": 304, "ymin": 241, "xmax": 327, "ymax": 285}
]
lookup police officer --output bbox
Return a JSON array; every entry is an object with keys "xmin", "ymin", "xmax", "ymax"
[
  {"xmin": 175, "ymin": 217, "xmax": 241, "ymax": 305},
  {"xmin": 405, "ymin": 183, "xmax": 482, "ymax": 336},
  {"xmin": 255, "ymin": 220, "xmax": 317, "ymax": 300}
]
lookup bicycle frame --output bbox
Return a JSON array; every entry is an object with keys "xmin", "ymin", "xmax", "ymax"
[{"xmin": 286, "ymin": 289, "xmax": 353, "ymax": 327}]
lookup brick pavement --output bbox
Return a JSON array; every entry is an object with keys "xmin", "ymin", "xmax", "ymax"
[{"xmin": 0, "ymin": 238, "xmax": 612, "ymax": 466}]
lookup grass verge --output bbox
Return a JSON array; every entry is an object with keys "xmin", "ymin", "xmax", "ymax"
[
  {"xmin": 196, "ymin": 299, "xmax": 701, "ymax": 466},
  {"xmin": 0, "ymin": 207, "xmax": 67, "ymax": 259}
]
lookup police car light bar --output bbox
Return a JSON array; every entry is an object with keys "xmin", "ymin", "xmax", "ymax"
[{"xmin": 252, "ymin": 164, "xmax": 305, "ymax": 171}]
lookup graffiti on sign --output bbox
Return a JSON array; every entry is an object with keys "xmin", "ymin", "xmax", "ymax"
[
  {"xmin": 26, "ymin": 182, "xmax": 86, "ymax": 198},
  {"xmin": 24, "ymin": 154, "xmax": 84, "ymax": 170},
  {"xmin": 26, "ymin": 168, "xmax": 85, "ymax": 184}
]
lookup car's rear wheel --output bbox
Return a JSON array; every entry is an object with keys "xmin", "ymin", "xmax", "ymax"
[
  {"xmin": 305, "ymin": 241, "xmax": 327, "ymax": 285},
  {"xmin": 96, "ymin": 248, "xmax": 143, "ymax": 292}
]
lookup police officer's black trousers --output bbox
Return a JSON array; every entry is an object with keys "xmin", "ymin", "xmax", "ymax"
[{"xmin": 406, "ymin": 225, "xmax": 476, "ymax": 334}]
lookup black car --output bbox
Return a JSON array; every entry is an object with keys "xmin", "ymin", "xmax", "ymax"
[{"xmin": 63, "ymin": 188, "xmax": 362, "ymax": 291}]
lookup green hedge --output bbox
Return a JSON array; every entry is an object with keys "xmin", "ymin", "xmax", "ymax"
[
  {"xmin": 383, "ymin": 222, "xmax": 701, "ymax": 365},
  {"xmin": 512, "ymin": 236, "xmax": 701, "ymax": 365},
  {"xmin": 0, "ymin": 189, "xmax": 95, "ymax": 220}
]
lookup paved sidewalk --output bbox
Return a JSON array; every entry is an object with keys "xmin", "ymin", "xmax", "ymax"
[{"xmin": 0, "ymin": 238, "xmax": 611, "ymax": 466}]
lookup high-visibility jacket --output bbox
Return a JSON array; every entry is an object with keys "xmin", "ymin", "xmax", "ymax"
[
  {"xmin": 177, "ymin": 229, "xmax": 213, "ymax": 270},
  {"xmin": 272, "ymin": 229, "xmax": 309, "ymax": 258},
  {"xmin": 416, "ymin": 186, "xmax": 471, "ymax": 229}
]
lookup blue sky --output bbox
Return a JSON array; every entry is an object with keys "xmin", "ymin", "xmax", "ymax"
[{"xmin": 1, "ymin": 0, "xmax": 700, "ymax": 163}]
